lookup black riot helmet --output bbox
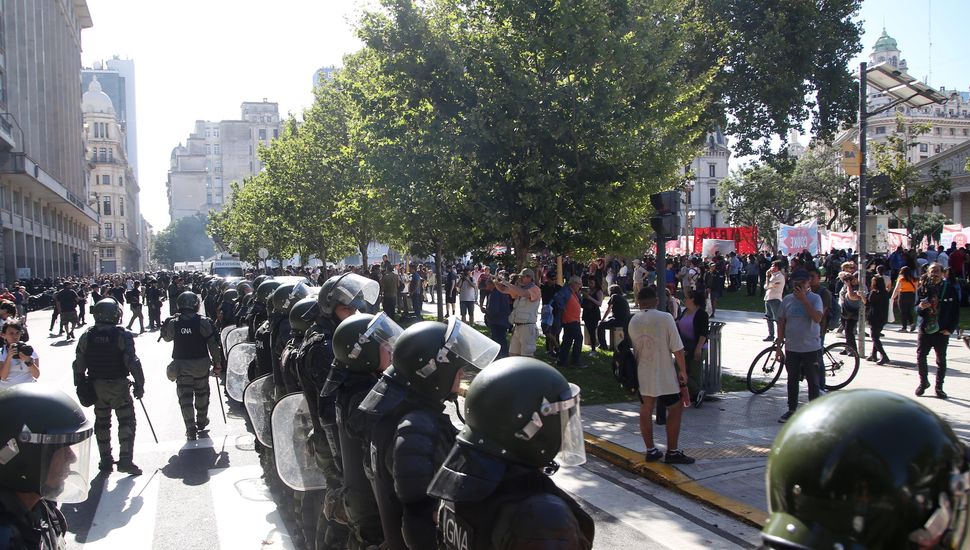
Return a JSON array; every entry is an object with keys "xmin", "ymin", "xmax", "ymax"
[
  {"xmin": 176, "ymin": 291, "xmax": 201, "ymax": 313},
  {"xmin": 255, "ymin": 280, "xmax": 280, "ymax": 306},
  {"xmin": 222, "ymin": 288, "xmax": 239, "ymax": 304},
  {"xmin": 252, "ymin": 275, "xmax": 270, "ymax": 290},
  {"xmin": 386, "ymin": 318, "xmax": 500, "ymax": 403},
  {"xmin": 92, "ymin": 298, "xmax": 122, "ymax": 325},
  {"xmin": 270, "ymin": 283, "xmax": 297, "ymax": 316},
  {"xmin": 279, "ymin": 282, "xmax": 314, "ymax": 316},
  {"xmin": 333, "ymin": 312, "xmax": 404, "ymax": 373},
  {"xmin": 314, "ymin": 273, "xmax": 380, "ymax": 321},
  {"xmin": 762, "ymin": 389, "xmax": 970, "ymax": 550},
  {"xmin": 289, "ymin": 297, "xmax": 319, "ymax": 334},
  {"xmin": 0, "ymin": 385, "xmax": 94, "ymax": 503},
  {"xmin": 236, "ymin": 281, "xmax": 254, "ymax": 295}
]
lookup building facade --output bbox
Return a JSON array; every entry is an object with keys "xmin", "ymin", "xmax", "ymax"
[
  {"xmin": 681, "ymin": 129, "xmax": 731, "ymax": 233},
  {"xmin": 83, "ymin": 77, "xmax": 140, "ymax": 274},
  {"xmin": 0, "ymin": 0, "xmax": 100, "ymax": 284},
  {"xmin": 864, "ymin": 30, "xmax": 970, "ymax": 163},
  {"xmin": 167, "ymin": 100, "xmax": 281, "ymax": 221}
]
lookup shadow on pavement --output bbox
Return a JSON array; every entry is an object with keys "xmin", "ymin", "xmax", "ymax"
[
  {"xmin": 160, "ymin": 440, "xmax": 231, "ymax": 486},
  {"xmin": 63, "ymin": 470, "xmax": 144, "ymax": 543}
]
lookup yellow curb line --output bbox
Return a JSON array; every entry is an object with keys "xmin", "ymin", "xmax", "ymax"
[
  {"xmin": 584, "ymin": 433, "xmax": 769, "ymax": 528},
  {"xmin": 459, "ymin": 383, "xmax": 767, "ymax": 528}
]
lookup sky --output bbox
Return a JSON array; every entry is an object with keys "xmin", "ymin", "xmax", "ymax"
[{"xmin": 80, "ymin": 0, "xmax": 969, "ymax": 230}]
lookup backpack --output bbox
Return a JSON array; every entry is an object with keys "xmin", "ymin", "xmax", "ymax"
[
  {"xmin": 827, "ymin": 298, "xmax": 842, "ymax": 331},
  {"xmin": 611, "ymin": 336, "xmax": 641, "ymax": 398}
]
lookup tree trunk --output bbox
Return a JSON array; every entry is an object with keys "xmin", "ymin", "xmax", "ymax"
[
  {"xmin": 359, "ymin": 241, "xmax": 368, "ymax": 270},
  {"xmin": 435, "ymin": 241, "xmax": 445, "ymax": 322},
  {"xmin": 512, "ymin": 227, "xmax": 530, "ymax": 270}
]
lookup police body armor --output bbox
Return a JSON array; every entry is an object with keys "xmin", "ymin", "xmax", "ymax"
[
  {"xmin": 280, "ymin": 335, "xmax": 304, "ymax": 395},
  {"xmin": 83, "ymin": 326, "xmax": 128, "ymax": 379},
  {"xmin": 253, "ymin": 320, "xmax": 273, "ymax": 379},
  {"xmin": 332, "ymin": 369, "xmax": 384, "ymax": 546},
  {"xmin": 268, "ymin": 314, "xmax": 290, "ymax": 396},
  {"xmin": 172, "ymin": 315, "xmax": 208, "ymax": 360},
  {"xmin": 0, "ymin": 495, "xmax": 68, "ymax": 550},
  {"xmin": 365, "ymin": 388, "xmax": 457, "ymax": 550}
]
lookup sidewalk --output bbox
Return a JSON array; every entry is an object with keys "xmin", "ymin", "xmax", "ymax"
[{"xmin": 579, "ymin": 307, "xmax": 970, "ymax": 528}]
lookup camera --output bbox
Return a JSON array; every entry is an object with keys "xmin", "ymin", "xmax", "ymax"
[{"xmin": 12, "ymin": 342, "xmax": 33, "ymax": 357}]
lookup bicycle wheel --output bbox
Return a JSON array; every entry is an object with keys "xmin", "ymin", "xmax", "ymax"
[
  {"xmin": 822, "ymin": 342, "xmax": 860, "ymax": 390},
  {"xmin": 747, "ymin": 346, "xmax": 785, "ymax": 394}
]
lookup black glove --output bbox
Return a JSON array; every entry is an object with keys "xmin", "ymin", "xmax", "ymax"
[{"xmin": 133, "ymin": 385, "xmax": 144, "ymax": 399}]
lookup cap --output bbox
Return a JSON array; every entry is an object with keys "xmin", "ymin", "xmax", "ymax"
[{"xmin": 519, "ymin": 268, "xmax": 535, "ymax": 279}]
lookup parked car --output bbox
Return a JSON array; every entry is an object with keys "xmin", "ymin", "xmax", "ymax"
[{"xmin": 27, "ymin": 290, "xmax": 55, "ymax": 312}]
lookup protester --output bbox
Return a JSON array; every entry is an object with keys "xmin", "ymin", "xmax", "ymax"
[
  {"xmin": 482, "ymin": 279, "xmax": 512, "ymax": 358},
  {"xmin": 763, "ymin": 260, "xmax": 786, "ymax": 341},
  {"xmin": 677, "ymin": 290, "xmax": 710, "ymax": 407},
  {"xmin": 775, "ymin": 271, "xmax": 823, "ymax": 423},
  {"xmin": 866, "ymin": 276, "xmax": 891, "ymax": 365},
  {"xmin": 628, "ymin": 287, "xmax": 693, "ymax": 464},
  {"xmin": 891, "ymin": 266, "xmax": 918, "ymax": 332},
  {"xmin": 581, "ymin": 277, "xmax": 605, "ymax": 352},
  {"xmin": 596, "ymin": 284, "xmax": 631, "ymax": 351},
  {"xmin": 0, "ymin": 322, "xmax": 39, "ymax": 388},
  {"xmin": 554, "ymin": 276, "xmax": 587, "ymax": 369},
  {"xmin": 495, "ymin": 268, "xmax": 541, "ymax": 357},
  {"xmin": 915, "ymin": 263, "xmax": 959, "ymax": 399},
  {"xmin": 839, "ymin": 270, "xmax": 862, "ymax": 356}
]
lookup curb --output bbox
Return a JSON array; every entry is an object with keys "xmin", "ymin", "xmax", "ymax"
[{"xmin": 583, "ymin": 433, "xmax": 768, "ymax": 529}]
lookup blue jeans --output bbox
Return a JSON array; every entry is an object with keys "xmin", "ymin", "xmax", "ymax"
[
  {"xmin": 765, "ymin": 299, "xmax": 782, "ymax": 337},
  {"xmin": 817, "ymin": 332, "xmax": 826, "ymax": 389},
  {"xmin": 558, "ymin": 321, "xmax": 583, "ymax": 367},
  {"xmin": 488, "ymin": 324, "xmax": 510, "ymax": 359}
]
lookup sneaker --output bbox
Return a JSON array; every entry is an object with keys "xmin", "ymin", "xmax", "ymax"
[
  {"xmin": 693, "ymin": 390, "xmax": 706, "ymax": 409},
  {"xmin": 936, "ymin": 388, "xmax": 948, "ymax": 400},
  {"xmin": 197, "ymin": 419, "xmax": 210, "ymax": 432},
  {"xmin": 186, "ymin": 429, "xmax": 198, "ymax": 441},
  {"xmin": 778, "ymin": 410, "xmax": 795, "ymax": 423},
  {"xmin": 664, "ymin": 450, "xmax": 696, "ymax": 465},
  {"xmin": 915, "ymin": 382, "xmax": 930, "ymax": 397},
  {"xmin": 763, "ymin": 336, "xmax": 774, "ymax": 342},
  {"xmin": 644, "ymin": 448, "xmax": 663, "ymax": 462},
  {"xmin": 116, "ymin": 461, "xmax": 143, "ymax": 476},
  {"xmin": 655, "ymin": 417, "xmax": 666, "ymax": 426}
]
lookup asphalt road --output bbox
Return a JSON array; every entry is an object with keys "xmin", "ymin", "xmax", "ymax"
[{"xmin": 21, "ymin": 306, "xmax": 762, "ymax": 549}]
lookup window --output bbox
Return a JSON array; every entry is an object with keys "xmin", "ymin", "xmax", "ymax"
[
  {"xmin": 935, "ymin": 127, "xmax": 942, "ymax": 135},
  {"xmin": 920, "ymin": 143, "xmax": 928, "ymax": 152},
  {"xmin": 206, "ymin": 144, "xmax": 212, "ymax": 155},
  {"xmin": 99, "ymin": 174, "xmax": 109, "ymax": 185},
  {"xmin": 215, "ymin": 162, "xmax": 222, "ymax": 173},
  {"xmin": 711, "ymin": 214, "xmax": 717, "ymax": 227},
  {"xmin": 108, "ymin": 148, "xmax": 113, "ymax": 162},
  {"xmin": 119, "ymin": 176, "xmax": 123, "ymax": 187},
  {"xmin": 104, "ymin": 223, "xmax": 113, "ymax": 238},
  {"xmin": 949, "ymin": 128, "xmax": 955, "ymax": 135},
  {"xmin": 875, "ymin": 126, "xmax": 886, "ymax": 135},
  {"xmin": 102, "ymin": 196, "xmax": 111, "ymax": 216},
  {"xmin": 98, "ymin": 148, "xmax": 107, "ymax": 162},
  {"xmin": 119, "ymin": 197, "xmax": 124, "ymax": 216},
  {"xmin": 258, "ymin": 128, "xmax": 267, "ymax": 141},
  {"xmin": 709, "ymin": 188, "xmax": 717, "ymax": 203},
  {"xmin": 213, "ymin": 144, "xmax": 221, "ymax": 154},
  {"xmin": 964, "ymin": 129, "xmax": 969, "ymax": 136},
  {"xmin": 708, "ymin": 164, "xmax": 716, "ymax": 177},
  {"xmin": 213, "ymin": 128, "xmax": 219, "ymax": 138},
  {"xmin": 120, "ymin": 223, "xmax": 126, "ymax": 238},
  {"xmin": 273, "ymin": 129, "xmax": 278, "ymax": 139},
  {"xmin": 686, "ymin": 191, "xmax": 692, "ymax": 205},
  {"xmin": 101, "ymin": 247, "xmax": 114, "ymax": 258}
]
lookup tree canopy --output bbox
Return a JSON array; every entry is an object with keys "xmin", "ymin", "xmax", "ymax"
[{"xmin": 152, "ymin": 214, "xmax": 216, "ymax": 267}]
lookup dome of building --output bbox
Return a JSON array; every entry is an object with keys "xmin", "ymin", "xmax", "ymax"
[
  {"xmin": 873, "ymin": 29, "xmax": 898, "ymax": 53},
  {"xmin": 82, "ymin": 76, "xmax": 115, "ymax": 114}
]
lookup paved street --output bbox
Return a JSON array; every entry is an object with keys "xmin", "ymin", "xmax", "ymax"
[{"xmin": 25, "ymin": 306, "xmax": 762, "ymax": 549}]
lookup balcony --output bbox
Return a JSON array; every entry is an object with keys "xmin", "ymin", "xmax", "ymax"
[
  {"xmin": 0, "ymin": 152, "xmax": 99, "ymax": 223},
  {"xmin": 89, "ymin": 157, "xmax": 119, "ymax": 164}
]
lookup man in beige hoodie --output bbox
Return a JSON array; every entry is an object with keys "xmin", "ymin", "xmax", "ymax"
[{"xmin": 763, "ymin": 260, "xmax": 786, "ymax": 341}]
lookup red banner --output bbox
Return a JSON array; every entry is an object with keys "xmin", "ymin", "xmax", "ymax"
[{"xmin": 692, "ymin": 226, "xmax": 758, "ymax": 255}]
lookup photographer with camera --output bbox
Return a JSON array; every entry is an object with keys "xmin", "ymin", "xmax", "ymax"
[{"xmin": 0, "ymin": 322, "xmax": 39, "ymax": 388}]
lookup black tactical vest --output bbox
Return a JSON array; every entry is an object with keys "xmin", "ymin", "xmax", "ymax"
[
  {"xmin": 83, "ymin": 326, "xmax": 127, "ymax": 379},
  {"xmin": 172, "ymin": 315, "xmax": 208, "ymax": 359}
]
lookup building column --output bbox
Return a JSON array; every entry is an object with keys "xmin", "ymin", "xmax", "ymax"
[{"xmin": 953, "ymin": 192, "xmax": 963, "ymax": 226}]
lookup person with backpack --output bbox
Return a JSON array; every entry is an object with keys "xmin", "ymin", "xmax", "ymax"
[{"xmin": 677, "ymin": 290, "xmax": 710, "ymax": 408}]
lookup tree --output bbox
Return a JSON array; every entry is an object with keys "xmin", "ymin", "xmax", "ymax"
[
  {"xmin": 152, "ymin": 214, "xmax": 216, "ymax": 268},
  {"xmin": 790, "ymin": 144, "xmax": 857, "ymax": 231},
  {"xmin": 718, "ymin": 163, "xmax": 810, "ymax": 251}
]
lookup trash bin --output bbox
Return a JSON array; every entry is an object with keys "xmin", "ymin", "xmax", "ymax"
[{"xmin": 704, "ymin": 321, "xmax": 726, "ymax": 394}]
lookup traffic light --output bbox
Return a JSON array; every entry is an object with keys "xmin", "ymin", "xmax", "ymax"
[{"xmin": 650, "ymin": 191, "xmax": 681, "ymax": 239}]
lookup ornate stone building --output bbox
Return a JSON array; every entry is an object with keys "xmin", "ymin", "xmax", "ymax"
[{"xmin": 681, "ymin": 129, "xmax": 731, "ymax": 232}]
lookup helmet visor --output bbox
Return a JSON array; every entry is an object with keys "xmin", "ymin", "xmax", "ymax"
[
  {"xmin": 39, "ymin": 435, "xmax": 92, "ymax": 503},
  {"xmin": 363, "ymin": 313, "xmax": 404, "ymax": 348},
  {"xmin": 555, "ymin": 383, "xmax": 586, "ymax": 467},
  {"xmin": 444, "ymin": 317, "xmax": 500, "ymax": 371},
  {"xmin": 331, "ymin": 274, "xmax": 380, "ymax": 311}
]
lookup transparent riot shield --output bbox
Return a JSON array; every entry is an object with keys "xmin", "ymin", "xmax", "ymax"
[
  {"xmin": 243, "ymin": 374, "xmax": 276, "ymax": 447},
  {"xmin": 272, "ymin": 393, "xmax": 328, "ymax": 492},
  {"xmin": 226, "ymin": 343, "xmax": 257, "ymax": 402},
  {"xmin": 226, "ymin": 327, "xmax": 250, "ymax": 353},
  {"xmin": 220, "ymin": 326, "xmax": 235, "ymax": 351}
]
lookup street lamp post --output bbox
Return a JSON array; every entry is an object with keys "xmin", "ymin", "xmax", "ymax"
[{"xmin": 855, "ymin": 62, "xmax": 946, "ymax": 354}]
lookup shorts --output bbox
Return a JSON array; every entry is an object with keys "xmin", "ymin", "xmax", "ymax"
[
  {"xmin": 509, "ymin": 324, "xmax": 538, "ymax": 356},
  {"xmin": 60, "ymin": 311, "xmax": 78, "ymax": 324},
  {"xmin": 460, "ymin": 300, "xmax": 475, "ymax": 317},
  {"xmin": 650, "ymin": 393, "xmax": 681, "ymax": 408},
  {"xmin": 447, "ymin": 291, "xmax": 457, "ymax": 305}
]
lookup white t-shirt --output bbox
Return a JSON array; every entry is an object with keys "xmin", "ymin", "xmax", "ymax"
[
  {"xmin": 0, "ymin": 346, "xmax": 38, "ymax": 388},
  {"xmin": 627, "ymin": 309, "xmax": 684, "ymax": 397}
]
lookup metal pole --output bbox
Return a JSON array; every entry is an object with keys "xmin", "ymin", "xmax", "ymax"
[
  {"xmin": 213, "ymin": 372, "xmax": 227, "ymax": 423},
  {"xmin": 858, "ymin": 62, "xmax": 868, "ymax": 356},
  {"xmin": 657, "ymin": 235, "xmax": 667, "ymax": 313},
  {"xmin": 136, "ymin": 398, "xmax": 159, "ymax": 444}
]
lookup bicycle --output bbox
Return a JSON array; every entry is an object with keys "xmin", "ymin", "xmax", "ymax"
[{"xmin": 747, "ymin": 341, "xmax": 860, "ymax": 394}]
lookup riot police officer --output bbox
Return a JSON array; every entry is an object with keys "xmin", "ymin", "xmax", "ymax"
[
  {"xmin": 328, "ymin": 312, "xmax": 403, "ymax": 548},
  {"xmin": 295, "ymin": 273, "xmax": 379, "ymax": 550},
  {"xmin": 0, "ymin": 385, "xmax": 95, "ymax": 549},
  {"xmin": 268, "ymin": 282, "xmax": 301, "ymax": 396},
  {"xmin": 252, "ymin": 280, "xmax": 280, "ymax": 379},
  {"xmin": 428, "ymin": 357, "xmax": 595, "ymax": 549},
  {"xmin": 72, "ymin": 298, "xmax": 146, "ymax": 475},
  {"xmin": 217, "ymin": 288, "xmax": 238, "ymax": 330},
  {"xmin": 761, "ymin": 389, "xmax": 970, "ymax": 549},
  {"xmin": 161, "ymin": 291, "xmax": 222, "ymax": 440},
  {"xmin": 359, "ymin": 318, "xmax": 500, "ymax": 550}
]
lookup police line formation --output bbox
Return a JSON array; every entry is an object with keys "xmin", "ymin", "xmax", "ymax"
[{"xmin": 2, "ymin": 271, "xmax": 970, "ymax": 548}]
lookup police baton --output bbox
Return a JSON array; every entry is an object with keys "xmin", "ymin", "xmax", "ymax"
[
  {"xmin": 212, "ymin": 368, "xmax": 227, "ymax": 423},
  {"xmin": 136, "ymin": 397, "xmax": 159, "ymax": 444}
]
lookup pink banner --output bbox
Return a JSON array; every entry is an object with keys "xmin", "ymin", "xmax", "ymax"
[{"xmin": 887, "ymin": 229, "xmax": 910, "ymax": 250}]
